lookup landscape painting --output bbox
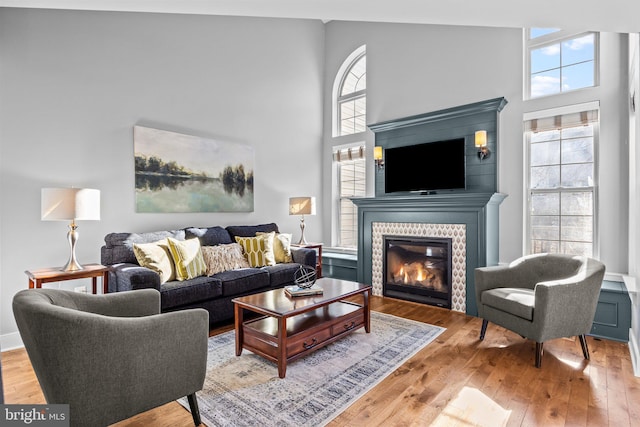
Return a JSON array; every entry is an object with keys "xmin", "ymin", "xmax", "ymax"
[{"xmin": 134, "ymin": 126, "xmax": 254, "ymax": 213}]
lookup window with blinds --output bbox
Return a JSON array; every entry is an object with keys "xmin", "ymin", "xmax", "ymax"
[
  {"xmin": 525, "ymin": 105, "xmax": 598, "ymax": 256},
  {"xmin": 334, "ymin": 146, "xmax": 366, "ymax": 248}
]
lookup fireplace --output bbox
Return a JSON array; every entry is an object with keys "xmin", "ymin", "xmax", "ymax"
[
  {"xmin": 383, "ymin": 236, "xmax": 452, "ymax": 309},
  {"xmin": 354, "ymin": 98, "xmax": 507, "ymax": 315}
]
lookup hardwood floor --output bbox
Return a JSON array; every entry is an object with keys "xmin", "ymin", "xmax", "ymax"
[{"xmin": 3, "ymin": 296, "xmax": 639, "ymax": 426}]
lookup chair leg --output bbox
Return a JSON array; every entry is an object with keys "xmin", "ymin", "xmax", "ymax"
[
  {"xmin": 535, "ymin": 342, "xmax": 544, "ymax": 368},
  {"xmin": 579, "ymin": 334, "xmax": 590, "ymax": 360},
  {"xmin": 479, "ymin": 319, "xmax": 488, "ymax": 340},
  {"xmin": 187, "ymin": 393, "xmax": 202, "ymax": 426}
]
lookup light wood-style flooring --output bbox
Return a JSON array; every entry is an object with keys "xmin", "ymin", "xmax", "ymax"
[{"xmin": 3, "ymin": 296, "xmax": 639, "ymax": 426}]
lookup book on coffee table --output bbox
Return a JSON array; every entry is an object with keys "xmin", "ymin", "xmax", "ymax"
[{"xmin": 284, "ymin": 284, "xmax": 324, "ymax": 297}]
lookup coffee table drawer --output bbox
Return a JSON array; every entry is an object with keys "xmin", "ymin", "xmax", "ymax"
[
  {"xmin": 287, "ymin": 327, "xmax": 333, "ymax": 357},
  {"xmin": 331, "ymin": 310, "xmax": 364, "ymax": 336}
]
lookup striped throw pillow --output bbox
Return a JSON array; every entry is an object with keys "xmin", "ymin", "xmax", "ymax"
[{"xmin": 166, "ymin": 237, "xmax": 207, "ymax": 280}]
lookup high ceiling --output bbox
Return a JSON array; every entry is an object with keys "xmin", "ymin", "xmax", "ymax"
[{"xmin": 1, "ymin": 0, "xmax": 638, "ymax": 34}]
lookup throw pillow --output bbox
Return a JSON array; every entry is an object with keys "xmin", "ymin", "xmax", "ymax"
[
  {"xmin": 133, "ymin": 239, "xmax": 176, "ymax": 284},
  {"xmin": 201, "ymin": 243, "xmax": 250, "ymax": 276},
  {"xmin": 257, "ymin": 231, "xmax": 293, "ymax": 263},
  {"xmin": 166, "ymin": 237, "xmax": 207, "ymax": 281},
  {"xmin": 235, "ymin": 233, "xmax": 276, "ymax": 267}
]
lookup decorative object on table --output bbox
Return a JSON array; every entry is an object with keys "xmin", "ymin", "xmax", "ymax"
[
  {"xmin": 293, "ymin": 264, "xmax": 317, "ymax": 288},
  {"xmin": 41, "ymin": 187, "xmax": 100, "ymax": 271},
  {"xmin": 284, "ymin": 284, "xmax": 323, "ymax": 297},
  {"xmin": 178, "ymin": 311, "xmax": 445, "ymax": 427},
  {"xmin": 288, "ymin": 196, "xmax": 316, "ymax": 244},
  {"xmin": 134, "ymin": 126, "xmax": 254, "ymax": 213}
]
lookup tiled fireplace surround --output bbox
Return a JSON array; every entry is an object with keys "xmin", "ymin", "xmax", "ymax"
[
  {"xmin": 353, "ymin": 193, "xmax": 506, "ymax": 316},
  {"xmin": 354, "ymin": 98, "xmax": 508, "ymax": 316},
  {"xmin": 372, "ymin": 222, "xmax": 467, "ymax": 312}
]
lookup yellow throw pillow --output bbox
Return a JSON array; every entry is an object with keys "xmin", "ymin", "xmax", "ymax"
[
  {"xmin": 166, "ymin": 237, "xmax": 207, "ymax": 281},
  {"xmin": 133, "ymin": 239, "xmax": 176, "ymax": 284},
  {"xmin": 257, "ymin": 232, "xmax": 292, "ymax": 263},
  {"xmin": 235, "ymin": 233, "xmax": 276, "ymax": 267}
]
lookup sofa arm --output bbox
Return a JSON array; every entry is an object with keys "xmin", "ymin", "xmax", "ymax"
[
  {"xmin": 292, "ymin": 247, "xmax": 316, "ymax": 268},
  {"xmin": 109, "ymin": 263, "xmax": 161, "ymax": 293}
]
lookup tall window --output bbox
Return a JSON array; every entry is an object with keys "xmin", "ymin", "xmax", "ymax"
[
  {"xmin": 332, "ymin": 47, "xmax": 367, "ymax": 250},
  {"xmin": 337, "ymin": 52, "xmax": 366, "ymax": 136},
  {"xmin": 526, "ymin": 30, "xmax": 598, "ymax": 99},
  {"xmin": 334, "ymin": 146, "xmax": 366, "ymax": 248},
  {"xmin": 525, "ymin": 105, "xmax": 599, "ymax": 256}
]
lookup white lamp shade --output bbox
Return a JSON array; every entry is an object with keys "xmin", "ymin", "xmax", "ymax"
[
  {"xmin": 374, "ymin": 146, "xmax": 383, "ymax": 160},
  {"xmin": 289, "ymin": 196, "xmax": 316, "ymax": 216},
  {"xmin": 41, "ymin": 188, "xmax": 101, "ymax": 221},
  {"xmin": 475, "ymin": 130, "xmax": 487, "ymax": 148}
]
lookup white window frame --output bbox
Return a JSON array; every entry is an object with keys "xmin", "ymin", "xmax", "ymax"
[
  {"xmin": 524, "ymin": 30, "xmax": 600, "ymax": 100},
  {"xmin": 332, "ymin": 144, "xmax": 366, "ymax": 250},
  {"xmin": 332, "ymin": 45, "xmax": 366, "ymax": 137},
  {"xmin": 523, "ymin": 101, "xmax": 600, "ymax": 258}
]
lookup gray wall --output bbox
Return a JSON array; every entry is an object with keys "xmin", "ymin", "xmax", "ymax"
[
  {"xmin": 0, "ymin": 9, "xmax": 325, "ymax": 345},
  {"xmin": 321, "ymin": 21, "xmax": 629, "ymax": 275}
]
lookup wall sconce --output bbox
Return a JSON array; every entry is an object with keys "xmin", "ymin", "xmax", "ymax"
[
  {"xmin": 374, "ymin": 146, "xmax": 384, "ymax": 170},
  {"xmin": 475, "ymin": 130, "xmax": 490, "ymax": 160}
]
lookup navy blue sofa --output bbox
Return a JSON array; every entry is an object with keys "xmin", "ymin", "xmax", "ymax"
[{"xmin": 100, "ymin": 223, "xmax": 316, "ymax": 325}]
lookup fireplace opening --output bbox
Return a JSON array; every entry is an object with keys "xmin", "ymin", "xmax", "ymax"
[{"xmin": 383, "ymin": 236, "xmax": 452, "ymax": 309}]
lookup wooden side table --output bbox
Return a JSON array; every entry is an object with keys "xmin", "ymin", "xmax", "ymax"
[
  {"xmin": 291, "ymin": 243, "xmax": 323, "ymax": 278},
  {"xmin": 25, "ymin": 264, "xmax": 110, "ymax": 294}
]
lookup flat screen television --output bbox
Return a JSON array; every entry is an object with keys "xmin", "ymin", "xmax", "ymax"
[{"xmin": 384, "ymin": 138, "xmax": 466, "ymax": 194}]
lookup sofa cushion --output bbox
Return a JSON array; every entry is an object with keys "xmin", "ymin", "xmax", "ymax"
[
  {"xmin": 184, "ymin": 226, "xmax": 233, "ymax": 246},
  {"xmin": 226, "ymin": 223, "xmax": 279, "ymax": 240},
  {"xmin": 102, "ymin": 230, "xmax": 186, "ymax": 265},
  {"xmin": 257, "ymin": 232, "xmax": 293, "ymax": 263},
  {"xmin": 201, "ymin": 243, "xmax": 250, "ymax": 276},
  {"xmin": 481, "ymin": 288, "xmax": 535, "ymax": 321},
  {"xmin": 212, "ymin": 268, "xmax": 270, "ymax": 297},
  {"xmin": 132, "ymin": 239, "xmax": 175, "ymax": 283},
  {"xmin": 167, "ymin": 238, "xmax": 207, "ymax": 280},
  {"xmin": 235, "ymin": 233, "xmax": 276, "ymax": 267},
  {"xmin": 161, "ymin": 276, "xmax": 222, "ymax": 310},
  {"xmin": 263, "ymin": 263, "xmax": 301, "ymax": 288}
]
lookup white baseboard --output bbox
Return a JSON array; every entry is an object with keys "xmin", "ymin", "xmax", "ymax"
[
  {"xmin": 630, "ymin": 329, "xmax": 640, "ymax": 377},
  {"xmin": 1, "ymin": 332, "xmax": 24, "ymax": 352}
]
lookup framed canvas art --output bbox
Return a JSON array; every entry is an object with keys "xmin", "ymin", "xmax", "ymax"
[{"xmin": 134, "ymin": 126, "xmax": 254, "ymax": 213}]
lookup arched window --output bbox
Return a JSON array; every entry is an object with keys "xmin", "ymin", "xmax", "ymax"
[{"xmin": 334, "ymin": 47, "xmax": 366, "ymax": 136}]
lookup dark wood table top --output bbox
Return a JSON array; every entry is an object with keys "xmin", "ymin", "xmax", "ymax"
[{"xmin": 232, "ymin": 277, "xmax": 371, "ymax": 318}]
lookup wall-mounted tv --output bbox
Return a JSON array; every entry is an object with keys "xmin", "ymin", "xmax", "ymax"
[{"xmin": 384, "ymin": 138, "xmax": 466, "ymax": 194}]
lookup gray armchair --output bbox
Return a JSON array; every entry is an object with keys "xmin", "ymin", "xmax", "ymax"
[
  {"xmin": 12, "ymin": 288, "xmax": 208, "ymax": 427},
  {"xmin": 475, "ymin": 253, "xmax": 605, "ymax": 368}
]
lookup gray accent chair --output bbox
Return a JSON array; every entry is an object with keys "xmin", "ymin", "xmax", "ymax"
[
  {"xmin": 12, "ymin": 289, "xmax": 208, "ymax": 427},
  {"xmin": 475, "ymin": 253, "xmax": 605, "ymax": 368}
]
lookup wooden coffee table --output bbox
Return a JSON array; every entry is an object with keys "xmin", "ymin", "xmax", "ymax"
[{"xmin": 232, "ymin": 278, "xmax": 372, "ymax": 378}]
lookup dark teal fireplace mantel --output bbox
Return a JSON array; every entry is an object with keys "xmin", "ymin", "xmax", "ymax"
[
  {"xmin": 360, "ymin": 98, "xmax": 509, "ymax": 316},
  {"xmin": 353, "ymin": 192, "xmax": 506, "ymax": 316}
]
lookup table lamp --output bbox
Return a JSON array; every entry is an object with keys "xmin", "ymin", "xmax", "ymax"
[
  {"xmin": 41, "ymin": 188, "xmax": 101, "ymax": 271},
  {"xmin": 289, "ymin": 196, "xmax": 316, "ymax": 245}
]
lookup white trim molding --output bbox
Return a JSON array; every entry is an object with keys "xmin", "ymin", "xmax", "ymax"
[{"xmin": 623, "ymin": 274, "xmax": 639, "ymax": 377}]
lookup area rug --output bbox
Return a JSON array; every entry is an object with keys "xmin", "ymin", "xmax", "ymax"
[{"xmin": 179, "ymin": 311, "xmax": 445, "ymax": 427}]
